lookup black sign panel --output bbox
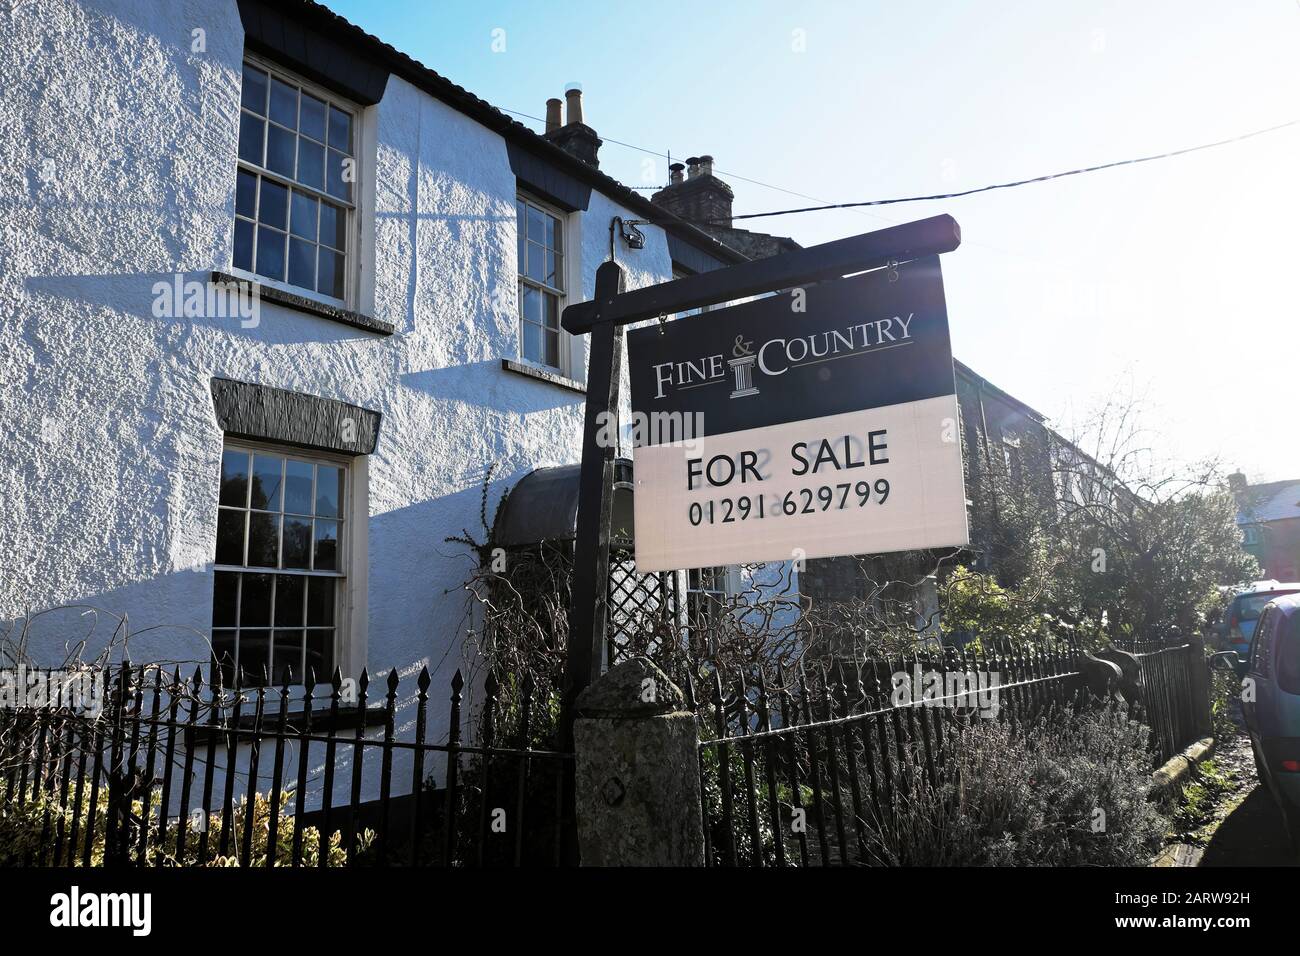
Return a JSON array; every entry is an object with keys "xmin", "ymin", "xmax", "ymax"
[{"xmin": 627, "ymin": 256, "xmax": 955, "ymax": 441}]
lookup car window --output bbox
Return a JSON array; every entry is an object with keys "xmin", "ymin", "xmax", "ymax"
[
  {"xmin": 1249, "ymin": 607, "xmax": 1274, "ymax": 671},
  {"xmin": 1279, "ymin": 613, "xmax": 1300, "ymax": 695},
  {"xmin": 1239, "ymin": 595, "xmax": 1277, "ymax": 621},
  {"xmin": 1236, "ymin": 592, "xmax": 1300, "ymax": 622}
]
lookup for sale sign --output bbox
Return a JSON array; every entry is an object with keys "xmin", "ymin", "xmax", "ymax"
[{"xmin": 626, "ymin": 255, "xmax": 968, "ymax": 573}]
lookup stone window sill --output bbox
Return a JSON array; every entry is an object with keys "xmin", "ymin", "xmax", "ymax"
[
  {"xmin": 501, "ymin": 358, "xmax": 586, "ymax": 394},
  {"xmin": 210, "ymin": 271, "xmax": 395, "ymax": 336}
]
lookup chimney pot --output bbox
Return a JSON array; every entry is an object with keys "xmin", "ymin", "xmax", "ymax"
[
  {"xmin": 668, "ymin": 162, "xmax": 685, "ymax": 185},
  {"xmin": 698, "ymin": 155, "xmax": 714, "ymax": 177},
  {"xmin": 685, "ymin": 156, "xmax": 701, "ymax": 179},
  {"xmin": 564, "ymin": 87, "xmax": 584, "ymax": 125},
  {"xmin": 544, "ymin": 86, "xmax": 601, "ymax": 168}
]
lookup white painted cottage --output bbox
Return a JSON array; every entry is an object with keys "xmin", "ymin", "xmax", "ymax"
[{"xmin": 0, "ymin": 0, "xmax": 775, "ymax": 724}]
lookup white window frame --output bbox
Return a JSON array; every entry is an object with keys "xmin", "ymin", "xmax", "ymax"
[
  {"xmin": 516, "ymin": 192, "xmax": 572, "ymax": 376},
  {"xmin": 212, "ymin": 439, "xmax": 366, "ymax": 685},
  {"xmin": 231, "ymin": 53, "xmax": 365, "ymax": 310}
]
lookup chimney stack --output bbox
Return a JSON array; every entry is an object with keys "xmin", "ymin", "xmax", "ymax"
[
  {"xmin": 651, "ymin": 151, "xmax": 734, "ymax": 229},
  {"xmin": 542, "ymin": 85, "xmax": 602, "ymax": 168},
  {"xmin": 544, "ymin": 97, "xmax": 562, "ymax": 133}
]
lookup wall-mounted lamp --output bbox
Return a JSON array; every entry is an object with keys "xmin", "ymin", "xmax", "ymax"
[{"xmin": 613, "ymin": 216, "xmax": 645, "ymax": 250}]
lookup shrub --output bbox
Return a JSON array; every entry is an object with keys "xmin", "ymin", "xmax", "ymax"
[
  {"xmin": 698, "ymin": 742, "xmax": 777, "ymax": 865},
  {"xmin": 941, "ymin": 565, "xmax": 1053, "ymax": 648},
  {"xmin": 0, "ymin": 783, "xmax": 372, "ymax": 867},
  {"xmin": 152, "ymin": 791, "xmax": 371, "ymax": 867},
  {"xmin": 1209, "ymin": 667, "xmax": 1241, "ymax": 743},
  {"xmin": 862, "ymin": 705, "xmax": 1167, "ymax": 866}
]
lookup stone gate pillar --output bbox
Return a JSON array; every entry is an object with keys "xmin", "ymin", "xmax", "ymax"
[{"xmin": 572, "ymin": 657, "xmax": 705, "ymax": 866}]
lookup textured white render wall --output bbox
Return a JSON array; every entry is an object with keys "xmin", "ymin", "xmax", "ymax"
[
  {"xmin": 0, "ymin": 0, "xmax": 692, "ymax": 772},
  {"xmin": 0, "ymin": 0, "xmax": 249, "ymax": 664}
]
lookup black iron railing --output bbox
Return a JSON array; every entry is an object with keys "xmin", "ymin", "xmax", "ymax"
[
  {"xmin": 1115, "ymin": 639, "xmax": 1201, "ymax": 764},
  {"xmin": 0, "ymin": 663, "xmax": 572, "ymax": 867},
  {"xmin": 688, "ymin": 643, "xmax": 1093, "ymax": 867}
]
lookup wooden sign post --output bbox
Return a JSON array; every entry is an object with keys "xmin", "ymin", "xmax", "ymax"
[{"xmin": 561, "ymin": 261, "xmax": 625, "ymax": 726}]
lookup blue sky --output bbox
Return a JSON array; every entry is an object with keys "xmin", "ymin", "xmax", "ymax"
[{"xmin": 326, "ymin": 0, "xmax": 1300, "ymax": 483}]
